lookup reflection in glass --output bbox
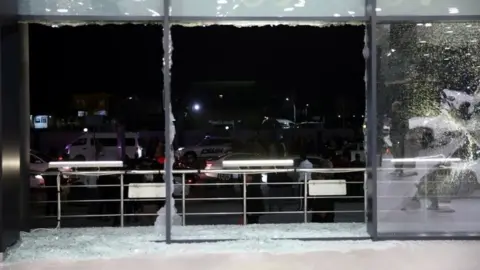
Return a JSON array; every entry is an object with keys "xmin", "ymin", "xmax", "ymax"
[
  {"xmin": 171, "ymin": 0, "xmax": 365, "ymax": 18},
  {"xmin": 377, "ymin": 23, "xmax": 480, "ymax": 235},
  {"xmin": 377, "ymin": 0, "xmax": 480, "ymax": 16}
]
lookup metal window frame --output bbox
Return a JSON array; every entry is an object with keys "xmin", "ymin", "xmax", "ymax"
[{"xmin": 13, "ymin": 0, "xmax": 480, "ymax": 244}]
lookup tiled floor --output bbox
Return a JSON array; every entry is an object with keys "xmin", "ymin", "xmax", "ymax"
[{"xmin": 3, "ymin": 241, "xmax": 480, "ymax": 270}]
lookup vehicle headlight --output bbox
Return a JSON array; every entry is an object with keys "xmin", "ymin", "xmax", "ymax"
[{"xmin": 35, "ymin": 175, "xmax": 45, "ymax": 185}]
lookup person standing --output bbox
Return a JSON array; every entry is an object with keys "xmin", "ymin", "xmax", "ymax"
[
  {"xmin": 309, "ymin": 152, "xmax": 336, "ymax": 223},
  {"xmin": 297, "ymin": 153, "xmax": 312, "ymax": 209},
  {"xmin": 244, "ymin": 173, "xmax": 265, "ymax": 224}
]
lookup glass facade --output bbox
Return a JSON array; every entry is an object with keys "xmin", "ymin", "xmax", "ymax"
[
  {"xmin": 377, "ymin": 22, "xmax": 480, "ymax": 237},
  {"xmin": 377, "ymin": 0, "xmax": 480, "ymax": 16},
  {"xmin": 19, "ymin": 0, "xmax": 165, "ymax": 17},
  {"xmin": 11, "ymin": 0, "xmax": 480, "ymax": 240},
  {"xmin": 170, "ymin": 0, "xmax": 365, "ymax": 18}
]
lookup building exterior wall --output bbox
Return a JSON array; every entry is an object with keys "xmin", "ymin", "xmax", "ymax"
[{"xmin": 0, "ymin": 0, "xmax": 479, "ymax": 247}]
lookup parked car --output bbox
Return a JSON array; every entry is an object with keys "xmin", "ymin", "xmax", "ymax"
[
  {"xmin": 64, "ymin": 132, "xmax": 142, "ymax": 161},
  {"xmin": 175, "ymin": 136, "xmax": 232, "ymax": 160},
  {"xmin": 203, "ymin": 152, "xmax": 261, "ymax": 181},
  {"xmin": 30, "ymin": 150, "xmax": 71, "ymax": 188}
]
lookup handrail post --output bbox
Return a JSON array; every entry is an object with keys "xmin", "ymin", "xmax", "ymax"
[
  {"xmin": 120, "ymin": 174, "xmax": 124, "ymax": 227},
  {"xmin": 182, "ymin": 173, "xmax": 186, "ymax": 226},
  {"xmin": 56, "ymin": 172, "xmax": 62, "ymax": 228},
  {"xmin": 243, "ymin": 173, "xmax": 247, "ymax": 225},
  {"xmin": 364, "ymin": 171, "xmax": 368, "ymax": 224},
  {"xmin": 303, "ymin": 172, "xmax": 308, "ymax": 223}
]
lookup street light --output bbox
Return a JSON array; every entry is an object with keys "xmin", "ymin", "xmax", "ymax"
[
  {"xmin": 285, "ymin": 97, "xmax": 296, "ymax": 123},
  {"xmin": 192, "ymin": 103, "xmax": 201, "ymax": 111}
]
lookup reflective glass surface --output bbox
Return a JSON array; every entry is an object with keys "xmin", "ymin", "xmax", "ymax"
[
  {"xmin": 19, "ymin": 0, "xmax": 164, "ymax": 17},
  {"xmin": 377, "ymin": 0, "xmax": 480, "ymax": 16},
  {"xmin": 171, "ymin": 0, "xmax": 365, "ymax": 18},
  {"xmin": 377, "ymin": 22, "xmax": 480, "ymax": 235}
]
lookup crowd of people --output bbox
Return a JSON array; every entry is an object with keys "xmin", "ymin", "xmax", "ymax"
[{"xmin": 38, "ymin": 132, "xmax": 365, "ymax": 226}]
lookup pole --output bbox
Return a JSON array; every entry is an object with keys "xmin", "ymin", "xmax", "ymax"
[
  {"xmin": 20, "ymin": 23, "xmax": 31, "ymax": 232},
  {"xmin": 163, "ymin": 0, "xmax": 173, "ymax": 244},
  {"xmin": 181, "ymin": 173, "xmax": 186, "ymax": 226},
  {"xmin": 120, "ymin": 174, "xmax": 124, "ymax": 227},
  {"xmin": 293, "ymin": 103, "xmax": 296, "ymax": 123},
  {"xmin": 243, "ymin": 173, "xmax": 247, "ymax": 225},
  {"xmin": 303, "ymin": 173, "xmax": 308, "ymax": 223}
]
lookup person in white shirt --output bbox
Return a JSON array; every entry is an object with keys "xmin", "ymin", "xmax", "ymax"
[
  {"xmin": 297, "ymin": 153, "xmax": 312, "ymax": 209},
  {"xmin": 298, "ymin": 153, "xmax": 313, "ymax": 182}
]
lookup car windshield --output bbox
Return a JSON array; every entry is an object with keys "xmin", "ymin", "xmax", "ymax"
[{"xmin": 31, "ymin": 151, "xmax": 53, "ymax": 162}]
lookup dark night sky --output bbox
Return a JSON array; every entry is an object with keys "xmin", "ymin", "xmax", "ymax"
[{"xmin": 29, "ymin": 24, "xmax": 365, "ymax": 117}]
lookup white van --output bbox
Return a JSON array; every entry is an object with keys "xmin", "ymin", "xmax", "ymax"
[{"xmin": 65, "ymin": 132, "xmax": 141, "ymax": 161}]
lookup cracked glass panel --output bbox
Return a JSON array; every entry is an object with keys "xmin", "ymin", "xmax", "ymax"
[
  {"xmin": 19, "ymin": 0, "xmax": 164, "ymax": 17},
  {"xmin": 377, "ymin": 22, "xmax": 480, "ymax": 235},
  {"xmin": 377, "ymin": 0, "xmax": 480, "ymax": 16},
  {"xmin": 171, "ymin": 0, "xmax": 365, "ymax": 18}
]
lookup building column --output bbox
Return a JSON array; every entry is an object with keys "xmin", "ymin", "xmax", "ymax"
[{"xmin": 0, "ymin": 4, "xmax": 30, "ymax": 254}]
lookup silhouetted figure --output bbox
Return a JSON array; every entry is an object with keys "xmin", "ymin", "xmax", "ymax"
[
  {"xmin": 309, "ymin": 154, "xmax": 335, "ymax": 223},
  {"xmin": 244, "ymin": 173, "xmax": 265, "ymax": 224},
  {"xmin": 44, "ymin": 168, "xmax": 59, "ymax": 217},
  {"xmin": 351, "ymin": 153, "xmax": 366, "ymax": 199}
]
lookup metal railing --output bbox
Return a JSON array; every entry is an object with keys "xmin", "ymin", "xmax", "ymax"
[{"xmin": 31, "ymin": 168, "xmax": 368, "ymax": 237}]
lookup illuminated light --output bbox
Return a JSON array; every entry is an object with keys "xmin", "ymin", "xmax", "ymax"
[
  {"xmin": 294, "ymin": 0, "xmax": 305, "ymax": 8},
  {"xmin": 83, "ymin": 128, "xmax": 88, "ymax": 132},
  {"xmin": 448, "ymin": 7, "xmax": 459, "ymax": 14},
  {"xmin": 222, "ymin": 159, "xmax": 294, "ymax": 167},
  {"xmin": 375, "ymin": 8, "xmax": 382, "ymax": 12},
  {"xmin": 424, "ymin": 23, "xmax": 432, "ymax": 27},
  {"xmin": 417, "ymin": 23, "xmax": 423, "ymax": 26},
  {"xmin": 49, "ymin": 161, "xmax": 124, "ymax": 168},
  {"xmin": 284, "ymin": 7, "xmax": 294, "ymax": 12},
  {"xmin": 347, "ymin": 11, "xmax": 355, "ymax": 15},
  {"xmin": 386, "ymin": 158, "xmax": 461, "ymax": 163},
  {"xmin": 225, "ymin": 126, "xmax": 230, "ymax": 130},
  {"xmin": 333, "ymin": 13, "xmax": 341, "ymax": 17},
  {"xmin": 35, "ymin": 175, "xmax": 45, "ymax": 186},
  {"xmin": 147, "ymin": 8, "xmax": 160, "ymax": 16},
  {"xmin": 192, "ymin": 103, "xmax": 201, "ymax": 111},
  {"xmin": 57, "ymin": 9, "xmax": 68, "ymax": 13},
  {"xmin": 156, "ymin": 156, "xmax": 166, "ymax": 164}
]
